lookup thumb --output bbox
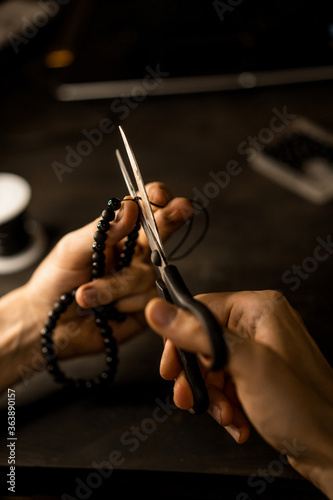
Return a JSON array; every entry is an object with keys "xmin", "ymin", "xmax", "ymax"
[{"xmin": 145, "ymin": 298, "xmax": 212, "ymax": 358}]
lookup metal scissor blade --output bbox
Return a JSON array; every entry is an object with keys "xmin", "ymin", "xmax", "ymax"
[
  {"xmin": 115, "ymin": 149, "xmax": 137, "ymax": 199},
  {"xmin": 118, "ymin": 126, "xmax": 163, "ymax": 247},
  {"xmin": 117, "ymin": 148, "xmax": 160, "ymax": 254}
]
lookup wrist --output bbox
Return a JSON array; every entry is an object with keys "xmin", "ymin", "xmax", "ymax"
[
  {"xmin": 310, "ymin": 428, "xmax": 333, "ymax": 500},
  {"xmin": 0, "ymin": 285, "xmax": 44, "ymax": 391},
  {"xmin": 289, "ymin": 403, "xmax": 333, "ymax": 499}
]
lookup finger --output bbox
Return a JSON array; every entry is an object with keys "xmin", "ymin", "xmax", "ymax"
[
  {"xmin": 218, "ymin": 376, "xmax": 241, "ymax": 407},
  {"xmin": 204, "ymin": 360, "xmax": 250, "ymax": 442},
  {"xmin": 224, "ymin": 407, "xmax": 251, "ymax": 444},
  {"xmin": 76, "ymin": 263, "xmax": 155, "ymax": 309},
  {"xmin": 145, "ymin": 298, "xmax": 212, "ymax": 358},
  {"xmin": 145, "ymin": 182, "xmax": 173, "ymax": 209},
  {"xmin": 53, "ymin": 199, "xmax": 139, "ymax": 270},
  {"xmin": 115, "ymin": 287, "xmax": 158, "ymax": 313},
  {"xmin": 207, "ymin": 385, "xmax": 234, "ymax": 427},
  {"xmin": 226, "ymin": 338, "xmax": 300, "ymax": 449},
  {"xmin": 173, "ymin": 370, "xmax": 194, "ymax": 410},
  {"xmin": 153, "ymin": 196, "xmax": 194, "ymax": 242},
  {"xmin": 138, "ymin": 182, "xmax": 194, "ymax": 246},
  {"xmin": 160, "ymin": 339, "xmax": 182, "ymax": 380}
]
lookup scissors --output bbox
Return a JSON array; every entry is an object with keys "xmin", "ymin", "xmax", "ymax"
[{"xmin": 116, "ymin": 126, "xmax": 228, "ymax": 414}]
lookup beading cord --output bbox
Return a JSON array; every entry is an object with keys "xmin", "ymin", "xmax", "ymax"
[
  {"xmin": 167, "ymin": 199, "xmax": 210, "ymax": 261},
  {"xmin": 134, "ymin": 197, "xmax": 210, "ymax": 261},
  {"xmin": 40, "ymin": 197, "xmax": 140, "ymax": 390}
]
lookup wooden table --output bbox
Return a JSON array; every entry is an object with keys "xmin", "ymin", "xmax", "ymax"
[{"xmin": 0, "ymin": 74, "xmax": 332, "ymax": 498}]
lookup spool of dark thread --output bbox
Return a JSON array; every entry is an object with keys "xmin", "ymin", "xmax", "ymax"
[
  {"xmin": 0, "ymin": 211, "xmax": 31, "ymax": 256},
  {"xmin": 0, "ymin": 173, "xmax": 46, "ymax": 274}
]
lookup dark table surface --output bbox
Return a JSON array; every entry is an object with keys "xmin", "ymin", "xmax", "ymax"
[{"xmin": 0, "ymin": 62, "xmax": 332, "ymax": 499}]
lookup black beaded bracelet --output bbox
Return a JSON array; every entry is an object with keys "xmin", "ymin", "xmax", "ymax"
[{"xmin": 40, "ymin": 197, "xmax": 140, "ymax": 390}]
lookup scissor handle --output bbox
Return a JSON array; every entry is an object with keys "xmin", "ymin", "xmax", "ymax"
[
  {"xmin": 162, "ymin": 265, "xmax": 228, "ymax": 371},
  {"xmin": 156, "ymin": 278, "xmax": 210, "ymax": 415}
]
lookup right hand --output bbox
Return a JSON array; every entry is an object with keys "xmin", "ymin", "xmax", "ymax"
[{"xmin": 145, "ymin": 290, "xmax": 333, "ymax": 497}]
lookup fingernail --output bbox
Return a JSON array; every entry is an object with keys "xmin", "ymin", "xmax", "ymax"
[
  {"xmin": 209, "ymin": 404, "xmax": 222, "ymax": 424},
  {"xmin": 151, "ymin": 300, "xmax": 177, "ymax": 327},
  {"xmin": 81, "ymin": 287, "xmax": 97, "ymax": 308},
  {"xmin": 227, "ymin": 425, "xmax": 241, "ymax": 442}
]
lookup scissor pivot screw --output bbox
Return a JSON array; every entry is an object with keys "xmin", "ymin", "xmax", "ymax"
[{"xmin": 151, "ymin": 250, "xmax": 162, "ymax": 267}]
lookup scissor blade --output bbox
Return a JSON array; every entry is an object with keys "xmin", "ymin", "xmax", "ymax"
[
  {"xmin": 118, "ymin": 126, "xmax": 162, "ymax": 245},
  {"xmin": 116, "ymin": 149, "xmax": 137, "ymax": 199},
  {"xmin": 116, "ymin": 148, "xmax": 152, "ymax": 243}
]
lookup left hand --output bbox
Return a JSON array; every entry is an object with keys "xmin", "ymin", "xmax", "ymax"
[{"xmin": 24, "ymin": 182, "xmax": 193, "ymax": 359}]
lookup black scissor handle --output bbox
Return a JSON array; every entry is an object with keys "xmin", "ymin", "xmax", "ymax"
[
  {"xmin": 155, "ymin": 278, "xmax": 209, "ymax": 414},
  {"xmin": 162, "ymin": 265, "xmax": 228, "ymax": 371}
]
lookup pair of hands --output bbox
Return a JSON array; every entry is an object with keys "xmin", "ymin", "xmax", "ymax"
[{"xmin": 22, "ymin": 182, "xmax": 333, "ymax": 497}]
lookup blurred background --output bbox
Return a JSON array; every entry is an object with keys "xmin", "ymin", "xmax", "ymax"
[{"xmin": 0, "ymin": 1, "xmax": 333, "ymax": 498}]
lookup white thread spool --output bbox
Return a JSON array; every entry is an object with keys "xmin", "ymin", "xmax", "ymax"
[{"xmin": 0, "ymin": 173, "xmax": 46, "ymax": 274}]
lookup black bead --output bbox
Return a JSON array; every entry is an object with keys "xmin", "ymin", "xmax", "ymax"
[
  {"xmin": 53, "ymin": 301, "xmax": 67, "ymax": 314},
  {"xmin": 125, "ymin": 239, "xmax": 137, "ymax": 249},
  {"xmin": 127, "ymin": 230, "xmax": 139, "ymax": 241},
  {"xmin": 92, "ymin": 261, "xmax": 104, "ymax": 270},
  {"xmin": 106, "ymin": 336, "xmax": 117, "ymax": 349},
  {"xmin": 92, "ymin": 268, "xmax": 104, "ymax": 278},
  {"xmin": 124, "ymin": 247, "xmax": 135, "ymax": 258},
  {"xmin": 92, "ymin": 242, "xmax": 105, "ymax": 252},
  {"xmin": 101, "ymin": 208, "xmax": 115, "ymax": 222},
  {"xmin": 48, "ymin": 309, "xmax": 60, "ymax": 320},
  {"xmin": 60, "ymin": 293, "xmax": 73, "ymax": 304},
  {"xmin": 45, "ymin": 317, "xmax": 56, "ymax": 330},
  {"xmin": 99, "ymin": 327, "xmax": 111, "ymax": 338},
  {"xmin": 108, "ymin": 197, "xmax": 121, "ymax": 210},
  {"xmin": 95, "ymin": 316, "xmax": 108, "ymax": 328},
  {"xmin": 42, "ymin": 345, "xmax": 55, "ymax": 358},
  {"xmin": 97, "ymin": 220, "xmax": 110, "ymax": 232},
  {"xmin": 92, "ymin": 251, "xmax": 105, "ymax": 263},
  {"xmin": 94, "ymin": 231, "xmax": 107, "ymax": 244},
  {"xmin": 105, "ymin": 306, "xmax": 118, "ymax": 320},
  {"xmin": 41, "ymin": 328, "xmax": 52, "ymax": 338}
]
